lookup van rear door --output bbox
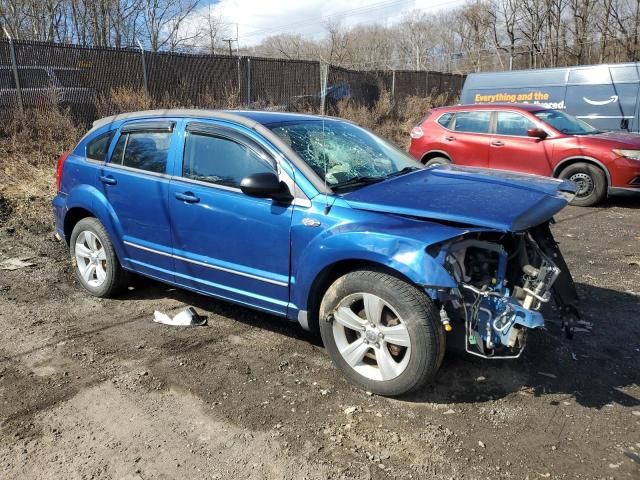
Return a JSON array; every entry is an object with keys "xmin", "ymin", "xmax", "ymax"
[{"xmin": 564, "ymin": 65, "xmax": 639, "ymax": 132}]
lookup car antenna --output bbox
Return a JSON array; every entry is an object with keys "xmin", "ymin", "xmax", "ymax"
[
  {"xmin": 321, "ymin": 67, "xmax": 332, "ymax": 215},
  {"xmin": 323, "ymin": 116, "xmax": 331, "ymax": 215}
]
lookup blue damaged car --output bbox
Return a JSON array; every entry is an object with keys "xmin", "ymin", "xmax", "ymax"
[{"xmin": 53, "ymin": 109, "xmax": 580, "ymax": 396}]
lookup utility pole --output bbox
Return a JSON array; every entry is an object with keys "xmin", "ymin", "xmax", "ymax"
[
  {"xmin": 223, "ymin": 39, "xmax": 233, "ymax": 56},
  {"xmin": 223, "ymin": 23, "xmax": 239, "ymax": 56}
]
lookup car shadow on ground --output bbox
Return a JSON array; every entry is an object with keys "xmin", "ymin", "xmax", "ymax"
[{"xmin": 122, "ymin": 277, "xmax": 639, "ymax": 410}]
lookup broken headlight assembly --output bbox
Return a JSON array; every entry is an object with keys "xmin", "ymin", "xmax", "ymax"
[{"xmin": 435, "ymin": 224, "xmax": 577, "ymax": 359}]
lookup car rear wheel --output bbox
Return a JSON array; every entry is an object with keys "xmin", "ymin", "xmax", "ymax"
[
  {"xmin": 559, "ymin": 162, "xmax": 607, "ymax": 207},
  {"xmin": 319, "ymin": 270, "xmax": 444, "ymax": 396},
  {"xmin": 424, "ymin": 156, "xmax": 450, "ymax": 168},
  {"xmin": 70, "ymin": 217, "xmax": 127, "ymax": 297}
]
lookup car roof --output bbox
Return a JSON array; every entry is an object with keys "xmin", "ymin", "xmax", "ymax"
[
  {"xmin": 434, "ymin": 103, "xmax": 547, "ymax": 112},
  {"xmin": 90, "ymin": 108, "xmax": 332, "ymax": 132},
  {"xmin": 86, "ymin": 108, "xmax": 333, "ymax": 196},
  {"xmin": 229, "ymin": 110, "xmax": 326, "ymax": 125}
]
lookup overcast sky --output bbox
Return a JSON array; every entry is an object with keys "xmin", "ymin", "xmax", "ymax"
[{"xmin": 200, "ymin": 0, "xmax": 461, "ymax": 46}]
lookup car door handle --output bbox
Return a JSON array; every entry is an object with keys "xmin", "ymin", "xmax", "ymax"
[
  {"xmin": 445, "ymin": 136, "xmax": 456, "ymax": 141},
  {"xmin": 491, "ymin": 140, "xmax": 504, "ymax": 147},
  {"xmin": 174, "ymin": 191, "xmax": 200, "ymax": 203},
  {"xmin": 99, "ymin": 175, "xmax": 117, "ymax": 185}
]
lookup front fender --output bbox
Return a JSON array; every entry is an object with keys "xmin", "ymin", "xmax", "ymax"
[
  {"xmin": 65, "ymin": 184, "xmax": 128, "ymax": 265},
  {"xmin": 290, "ymin": 216, "xmax": 471, "ymax": 313}
]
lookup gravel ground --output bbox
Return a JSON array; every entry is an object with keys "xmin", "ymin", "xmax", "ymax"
[{"xmin": 0, "ymin": 197, "xmax": 638, "ymax": 480}]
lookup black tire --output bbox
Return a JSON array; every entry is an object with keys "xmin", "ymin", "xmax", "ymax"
[
  {"xmin": 69, "ymin": 217, "xmax": 127, "ymax": 297},
  {"xmin": 559, "ymin": 162, "xmax": 607, "ymax": 207},
  {"xmin": 424, "ymin": 156, "xmax": 451, "ymax": 168},
  {"xmin": 319, "ymin": 270, "xmax": 444, "ymax": 396}
]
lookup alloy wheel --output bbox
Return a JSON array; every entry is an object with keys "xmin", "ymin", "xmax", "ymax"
[
  {"xmin": 332, "ymin": 292, "xmax": 411, "ymax": 381},
  {"xmin": 74, "ymin": 230, "xmax": 108, "ymax": 287}
]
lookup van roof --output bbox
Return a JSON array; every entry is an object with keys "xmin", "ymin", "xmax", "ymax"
[
  {"xmin": 435, "ymin": 103, "xmax": 547, "ymax": 112},
  {"xmin": 464, "ymin": 62, "xmax": 640, "ymax": 88}
]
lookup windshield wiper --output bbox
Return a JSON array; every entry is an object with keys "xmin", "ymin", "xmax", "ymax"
[
  {"xmin": 331, "ymin": 175, "xmax": 385, "ymax": 191},
  {"xmin": 384, "ymin": 166, "xmax": 420, "ymax": 179}
]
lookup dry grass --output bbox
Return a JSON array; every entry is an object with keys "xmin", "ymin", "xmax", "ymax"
[
  {"xmin": 0, "ymin": 108, "xmax": 81, "ymax": 224},
  {"xmin": 0, "ymin": 88, "xmax": 452, "ymax": 225},
  {"xmin": 331, "ymin": 91, "xmax": 451, "ymax": 147}
]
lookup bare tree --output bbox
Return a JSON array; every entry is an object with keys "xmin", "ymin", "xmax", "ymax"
[{"xmin": 141, "ymin": 0, "xmax": 200, "ymax": 52}]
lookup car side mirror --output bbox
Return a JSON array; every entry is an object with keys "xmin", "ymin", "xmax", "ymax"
[
  {"xmin": 240, "ymin": 172, "xmax": 292, "ymax": 201},
  {"xmin": 527, "ymin": 128, "xmax": 548, "ymax": 140}
]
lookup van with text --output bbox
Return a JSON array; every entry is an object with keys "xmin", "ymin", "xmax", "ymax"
[{"xmin": 460, "ymin": 63, "xmax": 640, "ymax": 132}]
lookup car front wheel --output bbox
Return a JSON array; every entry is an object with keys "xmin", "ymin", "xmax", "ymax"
[
  {"xmin": 424, "ymin": 156, "xmax": 450, "ymax": 168},
  {"xmin": 70, "ymin": 217, "xmax": 127, "ymax": 297},
  {"xmin": 559, "ymin": 162, "xmax": 607, "ymax": 207},
  {"xmin": 319, "ymin": 270, "xmax": 444, "ymax": 396}
]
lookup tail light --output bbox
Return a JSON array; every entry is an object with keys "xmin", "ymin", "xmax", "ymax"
[
  {"xmin": 410, "ymin": 126, "xmax": 424, "ymax": 139},
  {"xmin": 55, "ymin": 152, "xmax": 70, "ymax": 192}
]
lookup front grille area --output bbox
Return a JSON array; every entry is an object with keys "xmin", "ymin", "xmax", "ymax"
[{"xmin": 630, "ymin": 176, "xmax": 640, "ymax": 185}]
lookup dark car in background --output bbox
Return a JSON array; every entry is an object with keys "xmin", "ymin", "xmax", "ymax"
[
  {"xmin": 288, "ymin": 82, "xmax": 380, "ymax": 111},
  {"xmin": 409, "ymin": 103, "xmax": 640, "ymax": 206},
  {"xmin": 0, "ymin": 65, "xmax": 95, "ymax": 117}
]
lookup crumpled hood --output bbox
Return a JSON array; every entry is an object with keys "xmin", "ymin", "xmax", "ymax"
[{"xmin": 343, "ymin": 165, "xmax": 576, "ymax": 232}]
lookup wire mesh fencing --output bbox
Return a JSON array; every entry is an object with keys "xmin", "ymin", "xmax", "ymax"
[{"xmin": 0, "ymin": 38, "xmax": 465, "ymax": 124}]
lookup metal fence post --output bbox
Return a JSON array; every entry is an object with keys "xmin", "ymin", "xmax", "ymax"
[
  {"xmin": 425, "ymin": 70, "xmax": 429, "ymax": 97},
  {"xmin": 3, "ymin": 26, "xmax": 23, "ymax": 115},
  {"xmin": 237, "ymin": 57, "xmax": 241, "ymax": 104},
  {"xmin": 319, "ymin": 63, "xmax": 328, "ymax": 115},
  {"xmin": 136, "ymin": 39, "xmax": 149, "ymax": 97},
  {"xmin": 391, "ymin": 69, "xmax": 395, "ymax": 100},
  {"xmin": 246, "ymin": 57, "xmax": 251, "ymax": 105}
]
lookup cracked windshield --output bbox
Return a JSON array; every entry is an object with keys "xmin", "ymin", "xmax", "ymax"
[{"xmin": 268, "ymin": 120, "xmax": 421, "ymax": 191}]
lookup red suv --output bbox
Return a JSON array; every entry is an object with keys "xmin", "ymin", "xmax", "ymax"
[{"xmin": 408, "ymin": 103, "xmax": 640, "ymax": 206}]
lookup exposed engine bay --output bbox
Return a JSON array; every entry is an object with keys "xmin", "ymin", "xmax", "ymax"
[{"xmin": 436, "ymin": 222, "xmax": 579, "ymax": 359}]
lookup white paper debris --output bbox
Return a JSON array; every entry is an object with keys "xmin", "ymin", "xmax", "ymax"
[
  {"xmin": 0, "ymin": 257, "xmax": 35, "ymax": 270},
  {"xmin": 153, "ymin": 307, "xmax": 206, "ymax": 326}
]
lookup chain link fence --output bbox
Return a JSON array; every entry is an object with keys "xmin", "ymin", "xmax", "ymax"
[{"xmin": 0, "ymin": 38, "xmax": 465, "ymax": 124}]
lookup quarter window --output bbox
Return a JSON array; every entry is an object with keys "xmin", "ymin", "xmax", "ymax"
[
  {"xmin": 183, "ymin": 132, "xmax": 274, "ymax": 188},
  {"xmin": 111, "ymin": 131, "xmax": 171, "ymax": 174},
  {"xmin": 452, "ymin": 111, "xmax": 491, "ymax": 134},
  {"xmin": 496, "ymin": 112, "xmax": 536, "ymax": 136},
  {"xmin": 437, "ymin": 112, "xmax": 453, "ymax": 128},
  {"xmin": 86, "ymin": 131, "xmax": 114, "ymax": 161}
]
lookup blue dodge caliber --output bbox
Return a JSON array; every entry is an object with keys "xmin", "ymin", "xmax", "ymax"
[{"xmin": 53, "ymin": 109, "xmax": 580, "ymax": 396}]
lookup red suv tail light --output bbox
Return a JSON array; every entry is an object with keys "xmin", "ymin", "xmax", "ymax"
[
  {"xmin": 410, "ymin": 126, "xmax": 424, "ymax": 139},
  {"xmin": 55, "ymin": 152, "xmax": 70, "ymax": 192}
]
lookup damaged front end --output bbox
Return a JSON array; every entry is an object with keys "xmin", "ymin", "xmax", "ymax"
[{"xmin": 433, "ymin": 222, "xmax": 579, "ymax": 359}]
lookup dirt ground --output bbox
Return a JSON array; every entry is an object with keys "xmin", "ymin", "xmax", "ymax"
[{"xmin": 0, "ymin": 196, "xmax": 638, "ymax": 480}]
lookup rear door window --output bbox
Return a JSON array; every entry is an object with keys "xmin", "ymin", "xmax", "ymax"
[
  {"xmin": 111, "ymin": 130, "xmax": 172, "ymax": 174},
  {"xmin": 495, "ymin": 111, "xmax": 536, "ymax": 136},
  {"xmin": 0, "ymin": 69, "xmax": 15, "ymax": 89},
  {"xmin": 452, "ymin": 111, "xmax": 491, "ymax": 134},
  {"xmin": 53, "ymin": 68, "xmax": 89, "ymax": 88},
  {"xmin": 17, "ymin": 68, "xmax": 50, "ymax": 88}
]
